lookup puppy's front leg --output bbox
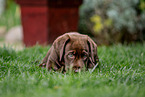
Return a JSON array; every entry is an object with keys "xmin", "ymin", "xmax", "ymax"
[
  {"xmin": 39, "ymin": 47, "xmax": 52, "ymax": 67},
  {"xmin": 46, "ymin": 58, "xmax": 59, "ymax": 71}
]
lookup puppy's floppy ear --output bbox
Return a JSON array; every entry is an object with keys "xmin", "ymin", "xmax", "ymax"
[
  {"xmin": 53, "ymin": 34, "xmax": 70, "ymax": 62},
  {"xmin": 59, "ymin": 37, "xmax": 70, "ymax": 62},
  {"xmin": 40, "ymin": 33, "xmax": 70, "ymax": 70},
  {"xmin": 87, "ymin": 37, "xmax": 99, "ymax": 65}
]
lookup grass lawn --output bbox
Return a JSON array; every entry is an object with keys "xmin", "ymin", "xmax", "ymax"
[{"xmin": 0, "ymin": 44, "xmax": 145, "ymax": 97}]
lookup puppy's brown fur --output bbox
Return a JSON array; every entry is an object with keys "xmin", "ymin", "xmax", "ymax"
[{"xmin": 39, "ymin": 32, "xmax": 99, "ymax": 72}]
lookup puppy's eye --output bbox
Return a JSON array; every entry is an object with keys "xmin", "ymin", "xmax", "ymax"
[
  {"xmin": 68, "ymin": 53, "xmax": 75, "ymax": 58},
  {"xmin": 82, "ymin": 53, "xmax": 87, "ymax": 60},
  {"xmin": 83, "ymin": 55, "xmax": 87, "ymax": 58}
]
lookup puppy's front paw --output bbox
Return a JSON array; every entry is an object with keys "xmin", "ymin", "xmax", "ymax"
[{"xmin": 39, "ymin": 63, "xmax": 46, "ymax": 68}]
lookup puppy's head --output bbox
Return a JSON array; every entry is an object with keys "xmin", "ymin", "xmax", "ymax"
[
  {"xmin": 64, "ymin": 37, "xmax": 89, "ymax": 72},
  {"xmin": 57, "ymin": 33, "xmax": 99, "ymax": 73}
]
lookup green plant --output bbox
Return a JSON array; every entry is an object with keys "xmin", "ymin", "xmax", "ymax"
[
  {"xmin": 0, "ymin": 1, "xmax": 20, "ymax": 30},
  {"xmin": 79, "ymin": 0, "xmax": 145, "ymax": 44}
]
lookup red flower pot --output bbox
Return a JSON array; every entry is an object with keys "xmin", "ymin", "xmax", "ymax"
[{"xmin": 15, "ymin": 0, "xmax": 82, "ymax": 46}]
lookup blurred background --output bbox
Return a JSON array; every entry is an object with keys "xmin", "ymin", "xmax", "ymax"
[
  {"xmin": 79, "ymin": 0, "xmax": 145, "ymax": 45},
  {"xmin": 0, "ymin": 0, "xmax": 145, "ymax": 50},
  {"xmin": 0, "ymin": 0, "xmax": 22, "ymax": 50}
]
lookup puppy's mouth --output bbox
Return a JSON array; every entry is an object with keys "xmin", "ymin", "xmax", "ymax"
[
  {"xmin": 64, "ymin": 64, "xmax": 86, "ymax": 73},
  {"xmin": 73, "ymin": 69, "xmax": 81, "ymax": 73}
]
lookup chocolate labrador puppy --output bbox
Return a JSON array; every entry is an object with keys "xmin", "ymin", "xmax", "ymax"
[{"xmin": 39, "ymin": 32, "xmax": 99, "ymax": 73}]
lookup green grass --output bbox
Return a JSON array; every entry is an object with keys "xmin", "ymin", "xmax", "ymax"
[{"xmin": 0, "ymin": 44, "xmax": 145, "ymax": 97}]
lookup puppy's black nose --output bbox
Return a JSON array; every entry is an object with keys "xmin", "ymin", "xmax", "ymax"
[
  {"xmin": 73, "ymin": 66, "xmax": 81, "ymax": 73},
  {"xmin": 73, "ymin": 66, "xmax": 81, "ymax": 69}
]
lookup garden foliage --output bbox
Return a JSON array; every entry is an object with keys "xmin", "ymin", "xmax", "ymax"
[{"xmin": 79, "ymin": 0, "xmax": 145, "ymax": 44}]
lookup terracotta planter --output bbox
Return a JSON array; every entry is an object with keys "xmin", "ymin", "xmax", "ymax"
[{"xmin": 15, "ymin": 0, "xmax": 82, "ymax": 46}]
